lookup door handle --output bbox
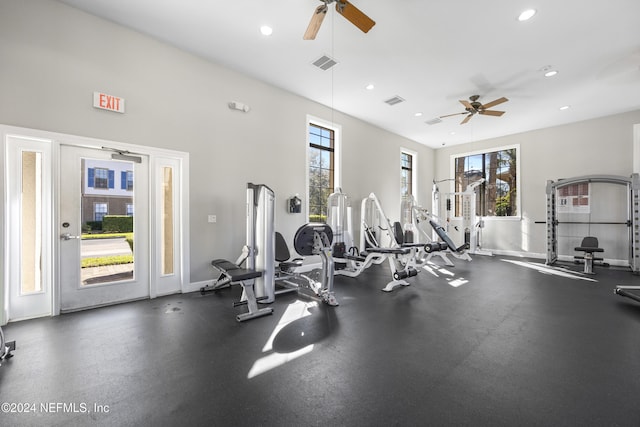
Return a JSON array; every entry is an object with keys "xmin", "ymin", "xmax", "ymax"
[{"xmin": 60, "ymin": 233, "xmax": 81, "ymax": 240}]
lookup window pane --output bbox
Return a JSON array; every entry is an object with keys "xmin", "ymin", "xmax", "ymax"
[
  {"xmin": 95, "ymin": 168, "xmax": 109, "ymax": 189},
  {"xmin": 309, "ymin": 133, "xmax": 321, "ymax": 146},
  {"xmin": 94, "ymin": 203, "xmax": 107, "ymax": 221},
  {"xmin": 309, "ymin": 147, "xmax": 321, "ymax": 168},
  {"xmin": 161, "ymin": 167, "xmax": 174, "ymax": 275},
  {"xmin": 320, "ymin": 150, "xmax": 331, "ymax": 169},
  {"xmin": 21, "ymin": 151, "xmax": 43, "ymax": 294},
  {"xmin": 126, "ymin": 171, "xmax": 134, "ymax": 191},
  {"xmin": 319, "ymin": 168, "xmax": 330, "ymax": 188}
]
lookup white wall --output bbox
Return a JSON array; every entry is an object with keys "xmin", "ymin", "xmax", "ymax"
[
  {"xmin": 434, "ymin": 110, "xmax": 640, "ymax": 261},
  {"xmin": 0, "ymin": 0, "xmax": 433, "ymax": 284}
]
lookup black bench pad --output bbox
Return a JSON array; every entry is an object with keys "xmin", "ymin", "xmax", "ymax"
[
  {"xmin": 226, "ymin": 268, "xmax": 262, "ymax": 281},
  {"xmin": 211, "ymin": 259, "xmax": 262, "ymax": 281},
  {"xmin": 366, "ymin": 247, "xmax": 411, "ymax": 255},
  {"xmin": 212, "ymin": 259, "xmax": 240, "ymax": 271},
  {"xmin": 575, "ymin": 246, "xmax": 604, "ymax": 252}
]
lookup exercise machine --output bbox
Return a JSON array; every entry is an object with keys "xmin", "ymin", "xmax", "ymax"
[
  {"xmin": 402, "ymin": 194, "xmax": 471, "ymax": 266},
  {"xmin": 0, "ymin": 325, "xmax": 15, "ymax": 365},
  {"xmin": 327, "ymin": 187, "xmax": 356, "ymax": 260},
  {"xmin": 281, "ymin": 223, "xmax": 337, "ymax": 306},
  {"xmin": 202, "ymin": 183, "xmax": 338, "ymax": 321},
  {"xmin": 332, "ymin": 192, "xmax": 421, "ymax": 291},
  {"xmin": 545, "ymin": 174, "xmax": 640, "ymax": 273},
  {"xmin": 432, "ymin": 179, "xmax": 491, "ymax": 256}
]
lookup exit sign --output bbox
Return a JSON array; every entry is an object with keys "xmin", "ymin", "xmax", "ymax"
[{"xmin": 93, "ymin": 92, "xmax": 125, "ymax": 113}]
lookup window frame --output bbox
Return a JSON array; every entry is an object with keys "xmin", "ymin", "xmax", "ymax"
[
  {"xmin": 93, "ymin": 167, "xmax": 109, "ymax": 189},
  {"xmin": 94, "ymin": 202, "xmax": 108, "ymax": 221},
  {"xmin": 449, "ymin": 144, "xmax": 520, "ymax": 220},
  {"xmin": 126, "ymin": 170, "xmax": 134, "ymax": 191},
  {"xmin": 400, "ymin": 148, "xmax": 418, "ymax": 199},
  {"xmin": 306, "ymin": 115, "xmax": 341, "ymax": 223}
]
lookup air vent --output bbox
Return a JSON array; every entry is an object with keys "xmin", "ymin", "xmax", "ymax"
[
  {"xmin": 384, "ymin": 96, "xmax": 405, "ymax": 106},
  {"xmin": 425, "ymin": 117, "xmax": 443, "ymax": 126},
  {"xmin": 312, "ymin": 55, "xmax": 338, "ymax": 71}
]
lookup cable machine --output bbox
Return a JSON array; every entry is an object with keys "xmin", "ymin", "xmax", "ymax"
[
  {"xmin": 432, "ymin": 179, "xmax": 491, "ymax": 255},
  {"xmin": 545, "ymin": 174, "xmax": 640, "ymax": 274}
]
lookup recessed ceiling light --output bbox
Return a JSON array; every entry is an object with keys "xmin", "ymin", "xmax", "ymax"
[
  {"xmin": 365, "ymin": 84, "xmax": 375, "ymax": 90},
  {"xmin": 414, "ymin": 112, "xmax": 423, "ymax": 117},
  {"xmin": 559, "ymin": 105, "xmax": 570, "ymax": 111},
  {"xmin": 518, "ymin": 9, "xmax": 536, "ymax": 21},
  {"xmin": 544, "ymin": 70, "xmax": 558, "ymax": 77},
  {"xmin": 450, "ymin": 132, "xmax": 456, "ymax": 135},
  {"xmin": 260, "ymin": 25, "xmax": 273, "ymax": 36}
]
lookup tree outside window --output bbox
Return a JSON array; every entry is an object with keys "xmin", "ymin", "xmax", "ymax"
[{"xmin": 454, "ymin": 148, "xmax": 517, "ymax": 217}]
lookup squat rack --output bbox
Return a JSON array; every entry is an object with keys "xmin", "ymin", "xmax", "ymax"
[{"xmin": 545, "ymin": 174, "xmax": 640, "ymax": 274}]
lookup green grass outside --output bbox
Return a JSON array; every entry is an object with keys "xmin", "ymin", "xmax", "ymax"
[
  {"xmin": 81, "ymin": 233, "xmax": 134, "ymax": 268},
  {"xmin": 82, "ymin": 255, "xmax": 134, "ymax": 268},
  {"xmin": 82, "ymin": 232, "xmax": 133, "ymax": 240}
]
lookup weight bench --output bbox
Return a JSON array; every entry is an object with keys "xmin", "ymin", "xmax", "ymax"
[
  {"xmin": 574, "ymin": 236, "xmax": 606, "ymax": 274},
  {"xmin": 207, "ymin": 259, "xmax": 273, "ymax": 322},
  {"xmin": 428, "ymin": 220, "xmax": 468, "ymax": 253}
]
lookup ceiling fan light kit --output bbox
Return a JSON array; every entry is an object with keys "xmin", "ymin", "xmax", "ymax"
[{"xmin": 304, "ymin": 0, "xmax": 376, "ymax": 40}]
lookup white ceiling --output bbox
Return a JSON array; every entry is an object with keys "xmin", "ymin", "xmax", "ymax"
[{"xmin": 58, "ymin": 0, "xmax": 640, "ymax": 148}]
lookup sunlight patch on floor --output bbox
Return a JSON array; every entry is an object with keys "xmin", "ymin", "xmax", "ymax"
[
  {"xmin": 247, "ymin": 300, "xmax": 318, "ymax": 379},
  {"xmin": 423, "ymin": 261, "xmax": 470, "ymax": 287},
  {"xmin": 501, "ymin": 259, "xmax": 597, "ymax": 282}
]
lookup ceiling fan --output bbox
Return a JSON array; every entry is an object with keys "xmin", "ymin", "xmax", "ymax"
[
  {"xmin": 440, "ymin": 95, "xmax": 509, "ymax": 124},
  {"xmin": 303, "ymin": 0, "xmax": 376, "ymax": 40}
]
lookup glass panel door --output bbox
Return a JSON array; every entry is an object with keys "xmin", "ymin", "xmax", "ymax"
[{"xmin": 59, "ymin": 145, "xmax": 149, "ymax": 312}]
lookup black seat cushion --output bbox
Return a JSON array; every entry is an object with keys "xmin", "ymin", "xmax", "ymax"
[{"xmin": 227, "ymin": 268, "xmax": 262, "ymax": 282}]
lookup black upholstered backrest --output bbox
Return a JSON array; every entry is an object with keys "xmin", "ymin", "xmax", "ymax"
[
  {"xmin": 581, "ymin": 236, "xmax": 599, "ymax": 248},
  {"xmin": 393, "ymin": 222, "xmax": 404, "ymax": 245},
  {"xmin": 275, "ymin": 232, "xmax": 291, "ymax": 262}
]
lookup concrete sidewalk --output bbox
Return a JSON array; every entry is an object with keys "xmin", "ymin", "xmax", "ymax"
[{"xmin": 82, "ymin": 263, "xmax": 134, "ymax": 285}]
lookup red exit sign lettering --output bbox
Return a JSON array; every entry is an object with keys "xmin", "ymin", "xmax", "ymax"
[{"xmin": 93, "ymin": 92, "xmax": 125, "ymax": 113}]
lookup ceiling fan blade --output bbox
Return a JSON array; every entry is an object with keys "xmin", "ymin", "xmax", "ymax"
[
  {"xmin": 439, "ymin": 112, "xmax": 467, "ymax": 118},
  {"xmin": 459, "ymin": 100, "xmax": 473, "ymax": 110},
  {"xmin": 303, "ymin": 4, "xmax": 328, "ymax": 40},
  {"xmin": 335, "ymin": 0, "xmax": 376, "ymax": 33},
  {"xmin": 461, "ymin": 114, "xmax": 473, "ymax": 124},
  {"xmin": 479, "ymin": 110, "xmax": 505, "ymax": 116},
  {"xmin": 481, "ymin": 97, "xmax": 508, "ymax": 109}
]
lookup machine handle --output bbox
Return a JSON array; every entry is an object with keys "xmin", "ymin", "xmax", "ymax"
[{"xmin": 60, "ymin": 233, "xmax": 81, "ymax": 241}]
